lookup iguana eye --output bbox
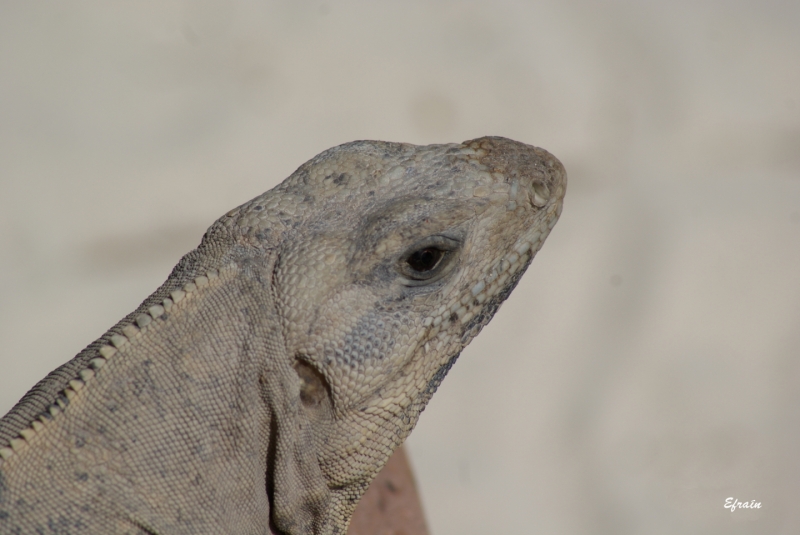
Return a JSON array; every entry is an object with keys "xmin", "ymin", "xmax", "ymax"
[
  {"xmin": 406, "ymin": 247, "xmax": 444, "ymax": 273},
  {"xmin": 398, "ymin": 235, "xmax": 460, "ymax": 284}
]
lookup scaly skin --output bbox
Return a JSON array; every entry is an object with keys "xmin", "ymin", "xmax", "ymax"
[{"xmin": 0, "ymin": 137, "xmax": 566, "ymax": 535}]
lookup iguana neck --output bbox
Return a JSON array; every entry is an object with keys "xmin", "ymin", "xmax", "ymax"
[
  {"xmin": 0, "ymin": 238, "xmax": 230, "ymax": 454},
  {"xmin": 0, "ymin": 256, "xmax": 292, "ymax": 533}
]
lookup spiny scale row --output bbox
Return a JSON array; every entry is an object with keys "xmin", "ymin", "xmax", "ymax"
[{"xmin": 0, "ymin": 269, "xmax": 220, "ymax": 465}]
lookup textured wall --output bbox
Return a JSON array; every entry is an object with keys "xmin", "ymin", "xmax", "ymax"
[{"xmin": 1, "ymin": 1, "xmax": 798, "ymax": 533}]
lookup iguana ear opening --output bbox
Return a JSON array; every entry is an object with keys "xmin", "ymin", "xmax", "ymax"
[{"xmin": 294, "ymin": 359, "xmax": 332, "ymax": 411}]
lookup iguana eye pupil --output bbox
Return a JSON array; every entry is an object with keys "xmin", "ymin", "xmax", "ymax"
[{"xmin": 407, "ymin": 247, "xmax": 443, "ymax": 272}]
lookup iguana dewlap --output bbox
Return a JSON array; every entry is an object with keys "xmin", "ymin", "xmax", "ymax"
[{"xmin": 0, "ymin": 137, "xmax": 565, "ymax": 535}]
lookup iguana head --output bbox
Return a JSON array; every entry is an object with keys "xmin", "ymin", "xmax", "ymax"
[{"xmin": 219, "ymin": 136, "xmax": 565, "ymax": 525}]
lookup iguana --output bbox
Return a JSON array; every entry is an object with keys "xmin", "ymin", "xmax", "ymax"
[{"xmin": 0, "ymin": 136, "xmax": 566, "ymax": 535}]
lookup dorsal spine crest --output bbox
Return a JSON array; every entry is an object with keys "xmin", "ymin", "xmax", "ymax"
[{"xmin": 0, "ymin": 269, "xmax": 223, "ymax": 465}]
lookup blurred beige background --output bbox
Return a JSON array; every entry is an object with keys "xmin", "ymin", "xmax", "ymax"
[{"xmin": 1, "ymin": 1, "xmax": 799, "ymax": 533}]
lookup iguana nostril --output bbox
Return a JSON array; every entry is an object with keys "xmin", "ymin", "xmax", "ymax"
[{"xmin": 531, "ymin": 181, "xmax": 550, "ymax": 208}]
